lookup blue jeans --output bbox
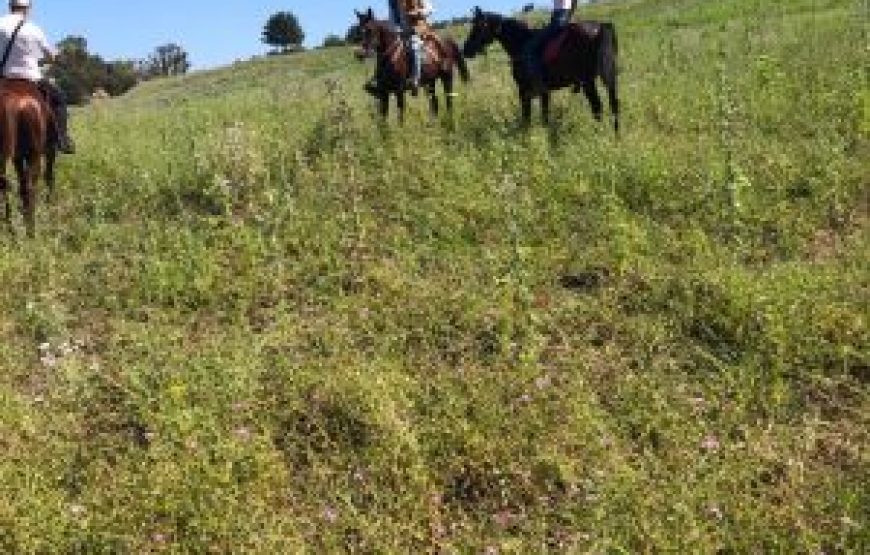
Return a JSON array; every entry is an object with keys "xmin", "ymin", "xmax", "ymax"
[
  {"xmin": 525, "ymin": 9, "xmax": 573, "ymax": 80},
  {"xmin": 409, "ymin": 34, "xmax": 423, "ymax": 85}
]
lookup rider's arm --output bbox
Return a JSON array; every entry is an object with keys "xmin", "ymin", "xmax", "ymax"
[{"xmin": 36, "ymin": 28, "xmax": 57, "ymax": 63}]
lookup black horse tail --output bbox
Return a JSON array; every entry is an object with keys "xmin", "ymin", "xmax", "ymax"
[
  {"xmin": 598, "ymin": 23, "xmax": 618, "ymax": 81},
  {"xmin": 448, "ymin": 39, "xmax": 471, "ymax": 83},
  {"xmin": 598, "ymin": 22, "xmax": 620, "ymax": 133}
]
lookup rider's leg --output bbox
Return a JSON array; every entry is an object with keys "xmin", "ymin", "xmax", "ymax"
[
  {"xmin": 39, "ymin": 80, "xmax": 75, "ymax": 154},
  {"xmin": 409, "ymin": 33, "xmax": 423, "ymax": 93},
  {"xmin": 524, "ymin": 9, "xmax": 572, "ymax": 84}
]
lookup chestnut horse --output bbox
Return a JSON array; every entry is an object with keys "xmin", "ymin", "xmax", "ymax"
[
  {"xmin": 355, "ymin": 8, "xmax": 470, "ymax": 122},
  {"xmin": 0, "ymin": 79, "xmax": 55, "ymax": 237},
  {"xmin": 463, "ymin": 7, "xmax": 620, "ymax": 132}
]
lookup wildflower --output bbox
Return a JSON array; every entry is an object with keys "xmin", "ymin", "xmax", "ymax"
[
  {"xmin": 234, "ymin": 427, "xmax": 252, "ymax": 441},
  {"xmin": 535, "ymin": 375, "xmax": 552, "ymax": 390},
  {"xmin": 69, "ymin": 504, "xmax": 86, "ymax": 516},
  {"xmin": 323, "ymin": 507, "xmax": 338, "ymax": 523},
  {"xmin": 40, "ymin": 354, "xmax": 59, "ymax": 369},
  {"xmin": 701, "ymin": 435, "xmax": 721, "ymax": 452},
  {"xmin": 59, "ymin": 342, "xmax": 75, "ymax": 356},
  {"xmin": 707, "ymin": 504, "xmax": 724, "ymax": 520},
  {"xmin": 493, "ymin": 510, "xmax": 514, "ymax": 528}
]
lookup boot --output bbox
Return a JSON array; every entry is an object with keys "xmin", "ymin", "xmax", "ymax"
[{"xmin": 41, "ymin": 80, "xmax": 75, "ymax": 154}]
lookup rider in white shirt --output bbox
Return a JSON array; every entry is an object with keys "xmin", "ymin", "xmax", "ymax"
[{"xmin": 0, "ymin": 0, "xmax": 74, "ymax": 153}]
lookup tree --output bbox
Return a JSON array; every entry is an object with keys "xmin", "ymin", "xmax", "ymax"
[
  {"xmin": 322, "ymin": 34, "xmax": 345, "ymax": 48},
  {"xmin": 58, "ymin": 36, "xmax": 88, "ymax": 55},
  {"xmin": 262, "ymin": 11, "xmax": 304, "ymax": 53},
  {"xmin": 143, "ymin": 43, "xmax": 191, "ymax": 78},
  {"xmin": 48, "ymin": 35, "xmax": 139, "ymax": 104},
  {"xmin": 102, "ymin": 61, "xmax": 139, "ymax": 96}
]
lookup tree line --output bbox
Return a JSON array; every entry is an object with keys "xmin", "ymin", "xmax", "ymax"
[{"xmin": 49, "ymin": 37, "xmax": 191, "ymax": 105}]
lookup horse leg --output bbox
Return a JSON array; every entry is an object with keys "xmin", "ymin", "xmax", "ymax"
[
  {"xmin": 519, "ymin": 90, "xmax": 533, "ymax": 127},
  {"xmin": 605, "ymin": 75, "xmax": 620, "ymax": 135},
  {"xmin": 428, "ymin": 83, "xmax": 439, "ymax": 117},
  {"xmin": 541, "ymin": 92, "xmax": 552, "ymax": 126},
  {"xmin": 45, "ymin": 148, "xmax": 56, "ymax": 203},
  {"xmin": 0, "ymin": 174, "xmax": 10, "ymax": 232},
  {"xmin": 581, "ymin": 81, "xmax": 604, "ymax": 124},
  {"xmin": 397, "ymin": 92, "xmax": 406, "ymax": 125},
  {"xmin": 379, "ymin": 92, "xmax": 390, "ymax": 120},
  {"xmin": 443, "ymin": 73, "xmax": 455, "ymax": 115},
  {"xmin": 15, "ymin": 156, "xmax": 36, "ymax": 237}
]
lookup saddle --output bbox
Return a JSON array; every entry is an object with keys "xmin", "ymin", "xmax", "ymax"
[
  {"xmin": 542, "ymin": 23, "xmax": 601, "ymax": 65},
  {"xmin": 392, "ymin": 33, "xmax": 448, "ymax": 70}
]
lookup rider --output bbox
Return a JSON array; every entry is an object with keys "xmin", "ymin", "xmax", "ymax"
[
  {"xmin": 0, "ymin": 0, "xmax": 74, "ymax": 154},
  {"xmin": 390, "ymin": 0, "xmax": 433, "ymax": 95},
  {"xmin": 524, "ymin": 0, "xmax": 575, "ymax": 89}
]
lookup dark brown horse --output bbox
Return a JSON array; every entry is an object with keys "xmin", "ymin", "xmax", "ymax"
[
  {"xmin": 355, "ymin": 8, "xmax": 470, "ymax": 122},
  {"xmin": 0, "ymin": 79, "xmax": 56, "ymax": 237},
  {"xmin": 463, "ymin": 7, "xmax": 619, "ymax": 132}
]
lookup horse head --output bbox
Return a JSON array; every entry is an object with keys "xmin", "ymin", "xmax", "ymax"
[
  {"xmin": 463, "ymin": 7, "xmax": 502, "ymax": 58},
  {"xmin": 354, "ymin": 8, "xmax": 383, "ymax": 60}
]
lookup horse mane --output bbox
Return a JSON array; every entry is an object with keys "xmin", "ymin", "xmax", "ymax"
[
  {"xmin": 478, "ymin": 11, "xmax": 536, "ymax": 55},
  {"xmin": 485, "ymin": 12, "xmax": 530, "ymax": 31}
]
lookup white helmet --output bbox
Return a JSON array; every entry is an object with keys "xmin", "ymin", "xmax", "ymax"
[{"xmin": 9, "ymin": 0, "xmax": 31, "ymax": 8}]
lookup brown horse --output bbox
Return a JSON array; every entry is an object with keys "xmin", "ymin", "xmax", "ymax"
[
  {"xmin": 0, "ymin": 79, "xmax": 56, "ymax": 237},
  {"xmin": 354, "ymin": 8, "xmax": 470, "ymax": 122},
  {"xmin": 463, "ymin": 7, "xmax": 620, "ymax": 132}
]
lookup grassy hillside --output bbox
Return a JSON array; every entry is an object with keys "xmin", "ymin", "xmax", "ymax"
[{"xmin": 1, "ymin": 0, "xmax": 867, "ymax": 551}]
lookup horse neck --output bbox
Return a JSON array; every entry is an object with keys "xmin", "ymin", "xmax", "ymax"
[
  {"xmin": 495, "ymin": 17, "xmax": 534, "ymax": 58},
  {"xmin": 376, "ymin": 23, "xmax": 401, "ymax": 55}
]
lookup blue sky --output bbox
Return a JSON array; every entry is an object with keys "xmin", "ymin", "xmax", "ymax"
[{"xmin": 33, "ymin": 0, "xmax": 524, "ymax": 69}]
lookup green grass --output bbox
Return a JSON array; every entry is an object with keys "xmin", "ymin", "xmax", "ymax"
[{"xmin": 1, "ymin": 0, "xmax": 867, "ymax": 551}]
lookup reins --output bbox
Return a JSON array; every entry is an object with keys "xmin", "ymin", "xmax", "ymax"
[{"xmin": 1, "ymin": 17, "xmax": 27, "ymax": 77}]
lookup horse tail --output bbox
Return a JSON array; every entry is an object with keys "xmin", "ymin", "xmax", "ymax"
[
  {"xmin": 598, "ymin": 23, "xmax": 618, "ymax": 87},
  {"xmin": 448, "ymin": 39, "xmax": 471, "ymax": 83},
  {"xmin": 598, "ymin": 23, "xmax": 620, "ymax": 133},
  {"xmin": 19, "ymin": 100, "xmax": 47, "ymax": 162}
]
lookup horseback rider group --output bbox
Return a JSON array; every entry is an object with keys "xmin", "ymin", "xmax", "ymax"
[
  {"xmin": 366, "ymin": 0, "xmax": 576, "ymax": 96},
  {"xmin": 0, "ymin": 0, "xmax": 582, "ymax": 158},
  {"xmin": 0, "ymin": 0, "xmax": 74, "ymax": 154}
]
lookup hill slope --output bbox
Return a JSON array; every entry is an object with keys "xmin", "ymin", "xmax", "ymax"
[{"xmin": 1, "ymin": 0, "xmax": 867, "ymax": 551}]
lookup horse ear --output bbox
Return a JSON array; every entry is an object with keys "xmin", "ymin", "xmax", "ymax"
[
  {"xmin": 473, "ymin": 6, "xmax": 481, "ymax": 16},
  {"xmin": 367, "ymin": 8, "xmax": 373, "ymax": 18}
]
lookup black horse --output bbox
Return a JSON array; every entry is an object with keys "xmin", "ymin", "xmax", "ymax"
[{"xmin": 462, "ymin": 7, "xmax": 619, "ymax": 132}]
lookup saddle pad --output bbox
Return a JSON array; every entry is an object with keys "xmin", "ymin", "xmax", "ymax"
[{"xmin": 543, "ymin": 30, "xmax": 572, "ymax": 65}]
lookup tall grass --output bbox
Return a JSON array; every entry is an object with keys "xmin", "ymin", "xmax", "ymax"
[{"xmin": 0, "ymin": 0, "xmax": 867, "ymax": 551}]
